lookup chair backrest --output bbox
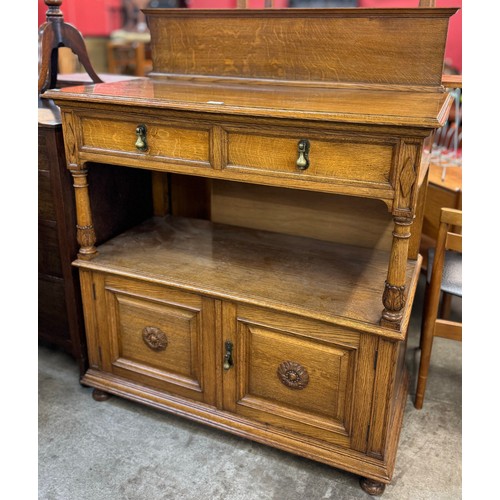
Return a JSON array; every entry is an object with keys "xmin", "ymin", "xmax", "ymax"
[
  {"xmin": 431, "ymin": 208, "xmax": 462, "ymax": 296},
  {"xmin": 237, "ymin": 1, "xmax": 275, "ymax": 7},
  {"xmin": 237, "ymin": 1, "xmax": 435, "ymax": 7},
  {"xmin": 441, "ymin": 208, "xmax": 462, "ymax": 253}
]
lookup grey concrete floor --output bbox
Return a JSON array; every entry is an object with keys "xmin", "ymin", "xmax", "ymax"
[{"xmin": 38, "ymin": 276, "xmax": 462, "ymax": 499}]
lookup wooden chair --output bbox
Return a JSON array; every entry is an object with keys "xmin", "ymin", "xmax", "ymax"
[
  {"xmin": 415, "ymin": 208, "xmax": 462, "ymax": 409},
  {"xmin": 107, "ymin": 39, "xmax": 152, "ymax": 77},
  {"xmin": 237, "ymin": 0, "xmax": 275, "ymax": 6}
]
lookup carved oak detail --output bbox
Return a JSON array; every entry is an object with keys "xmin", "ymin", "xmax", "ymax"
[
  {"xmin": 70, "ymin": 168, "xmax": 98, "ymax": 259},
  {"xmin": 382, "ymin": 281, "xmax": 406, "ymax": 312},
  {"xmin": 399, "ymin": 156, "xmax": 417, "ymax": 199},
  {"xmin": 142, "ymin": 326, "xmax": 168, "ymax": 351},
  {"xmin": 76, "ymin": 224, "xmax": 97, "ymax": 249},
  {"xmin": 277, "ymin": 361, "xmax": 309, "ymax": 390},
  {"xmin": 61, "ymin": 111, "xmax": 81, "ymax": 170},
  {"xmin": 381, "ymin": 215, "xmax": 413, "ymax": 329}
]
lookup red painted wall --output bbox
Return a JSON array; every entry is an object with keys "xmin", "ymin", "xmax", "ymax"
[
  {"xmin": 38, "ymin": 1, "xmax": 289, "ymax": 33},
  {"xmin": 38, "ymin": 0, "xmax": 460, "ymax": 73},
  {"xmin": 38, "ymin": 0, "xmax": 123, "ymax": 37}
]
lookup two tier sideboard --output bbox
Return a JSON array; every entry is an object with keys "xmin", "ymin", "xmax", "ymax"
[{"xmin": 45, "ymin": 7, "xmax": 457, "ymax": 494}]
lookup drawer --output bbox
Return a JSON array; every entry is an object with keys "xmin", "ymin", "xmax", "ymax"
[
  {"xmin": 226, "ymin": 129, "xmax": 394, "ymax": 187},
  {"xmin": 38, "ymin": 132, "xmax": 50, "ymax": 171},
  {"xmin": 80, "ymin": 115, "xmax": 211, "ymax": 167},
  {"xmin": 39, "ymin": 276, "xmax": 70, "ymax": 342},
  {"xmin": 93, "ymin": 274, "xmax": 216, "ymax": 405},
  {"xmin": 39, "ymin": 222, "xmax": 63, "ymax": 277},
  {"xmin": 223, "ymin": 303, "xmax": 360, "ymax": 447},
  {"xmin": 38, "ymin": 170, "xmax": 56, "ymax": 221}
]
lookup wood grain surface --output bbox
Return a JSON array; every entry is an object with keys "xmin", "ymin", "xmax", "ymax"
[
  {"xmin": 81, "ymin": 114, "xmax": 211, "ymax": 164},
  {"xmin": 226, "ymin": 130, "xmax": 393, "ymax": 185},
  {"xmin": 210, "ymin": 180, "xmax": 393, "ymax": 251},
  {"xmin": 46, "ymin": 79, "xmax": 453, "ymax": 128},
  {"xmin": 146, "ymin": 8, "xmax": 457, "ymax": 89}
]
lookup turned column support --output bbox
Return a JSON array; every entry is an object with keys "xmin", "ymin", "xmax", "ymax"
[
  {"xmin": 70, "ymin": 166, "xmax": 98, "ymax": 260},
  {"xmin": 59, "ymin": 109, "xmax": 98, "ymax": 260},
  {"xmin": 380, "ymin": 215, "xmax": 414, "ymax": 329}
]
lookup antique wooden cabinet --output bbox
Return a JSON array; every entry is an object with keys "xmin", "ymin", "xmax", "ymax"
[
  {"xmin": 38, "ymin": 95, "xmax": 153, "ymax": 373},
  {"xmin": 45, "ymin": 7, "xmax": 456, "ymax": 494},
  {"xmin": 38, "ymin": 98, "xmax": 86, "ymax": 366}
]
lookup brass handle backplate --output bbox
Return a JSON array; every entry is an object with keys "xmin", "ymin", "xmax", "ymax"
[
  {"xmin": 223, "ymin": 340, "xmax": 234, "ymax": 371},
  {"xmin": 135, "ymin": 124, "xmax": 148, "ymax": 151},
  {"xmin": 296, "ymin": 139, "xmax": 310, "ymax": 170}
]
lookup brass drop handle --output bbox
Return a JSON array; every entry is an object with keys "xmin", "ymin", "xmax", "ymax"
[
  {"xmin": 135, "ymin": 124, "xmax": 148, "ymax": 151},
  {"xmin": 296, "ymin": 139, "xmax": 310, "ymax": 170},
  {"xmin": 223, "ymin": 340, "xmax": 234, "ymax": 371}
]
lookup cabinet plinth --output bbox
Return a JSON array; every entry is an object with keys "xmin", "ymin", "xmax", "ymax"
[{"xmin": 44, "ymin": 7, "xmax": 456, "ymax": 492}]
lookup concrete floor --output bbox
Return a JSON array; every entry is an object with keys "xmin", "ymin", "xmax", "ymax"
[{"xmin": 38, "ymin": 276, "xmax": 462, "ymax": 499}]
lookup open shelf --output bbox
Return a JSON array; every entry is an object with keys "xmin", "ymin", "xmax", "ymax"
[{"xmin": 74, "ymin": 216, "xmax": 418, "ymax": 334}]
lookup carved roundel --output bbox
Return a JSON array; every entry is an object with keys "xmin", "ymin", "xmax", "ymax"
[
  {"xmin": 142, "ymin": 326, "xmax": 168, "ymax": 352},
  {"xmin": 277, "ymin": 361, "xmax": 309, "ymax": 390}
]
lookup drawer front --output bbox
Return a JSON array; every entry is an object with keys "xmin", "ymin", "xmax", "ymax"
[
  {"xmin": 38, "ymin": 222, "xmax": 63, "ymax": 277},
  {"xmin": 226, "ymin": 130, "xmax": 394, "ymax": 187},
  {"xmin": 223, "ymin": 304, "xmax": 360, "ymax": 447},
  {"xmin": 96, "ymin": 275, "xmax": 216, "ymax": 405},
  {"xmin": 38, "ymin": 132, "xmax": 50, "ymax": 171},
  {"xmin": 39, "ymin": 276, "xmax": 70, "ymax": 342},
  {"xmin": 38, "ymin": 170, "xmax": 56, "ymax": 221},
  {"xmin": 80, "ymin": 115, "xmax": 211, "ymax": 166}
]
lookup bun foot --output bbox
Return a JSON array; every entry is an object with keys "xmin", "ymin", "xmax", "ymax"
[
  {"xmin": 92, "ymin": 389, "xmax": 111, "ymax": 402},
  {"xmin": 360, "ymin": 477, "xmax": 386, "ymax": 496}
]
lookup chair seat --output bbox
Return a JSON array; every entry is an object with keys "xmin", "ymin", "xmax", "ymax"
[{"xmin": 427, "ymin": 248, "xmax": 462, "ymax": 297}]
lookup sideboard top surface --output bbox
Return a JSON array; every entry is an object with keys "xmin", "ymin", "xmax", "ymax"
[
  {"xmin": 47, "ymin": 78, "xmax": 453, "ymax": 128},
  {"xmin": 46, "ymin": 7, "xmax": 457, "ymax": 129}
]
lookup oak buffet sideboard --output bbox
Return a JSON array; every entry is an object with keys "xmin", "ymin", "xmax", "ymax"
[{"xmin": 44, "ymin": 7, "xmax": 457, "ymax": 495}]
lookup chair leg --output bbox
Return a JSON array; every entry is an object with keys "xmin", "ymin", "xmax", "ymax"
[
  {"xmin": 440, "ymin": 292, "xmax": 452, "ymax": 320},
  {"xmin": 415, "ymin": 309, "xmax": 436, "ymax": 409},
  {"xmin": 418, "ymin": 283, "xmax": 431, "ymax": 349}
]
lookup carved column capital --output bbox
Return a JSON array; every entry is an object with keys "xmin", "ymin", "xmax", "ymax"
[
  {"xmin": 70, "ymin": 168, "xmax": 98, "ymax": 260},
  {"xmin": 381, "ymin": 215, "xmax": 414, "ymax": 330},
  {"xmin": 382, "ymin": 281, "xmax": 406, "ymax": 323}
]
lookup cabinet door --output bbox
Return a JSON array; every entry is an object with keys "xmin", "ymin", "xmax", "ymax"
[
  {"xmin": 221, "ymin": 303, "xmax": 368, "ymax": 448},
  {"xmin": 93, "ymin": 273, "xmax": 216, "ymax": 405}
]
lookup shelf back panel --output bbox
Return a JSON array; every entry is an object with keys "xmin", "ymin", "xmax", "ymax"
[{"xmin": 145, "ymin": 8, "xmax": 458, "ymax": 89}]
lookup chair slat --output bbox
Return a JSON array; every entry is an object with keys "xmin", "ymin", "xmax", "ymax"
[
  {"xmin": 441, "ymin": 208, "xmax": 462, "ymax": 226},
  {"xmin": 446, "ymin": 232, "xmax": 462, "ymax": 252},
  {"xmin": 237, "ymin": 1, "xmax": 275, "ymax": 7},
  {"xmin": 434, "ymin": 319, "xmax": 462, "ymax": 341}
]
